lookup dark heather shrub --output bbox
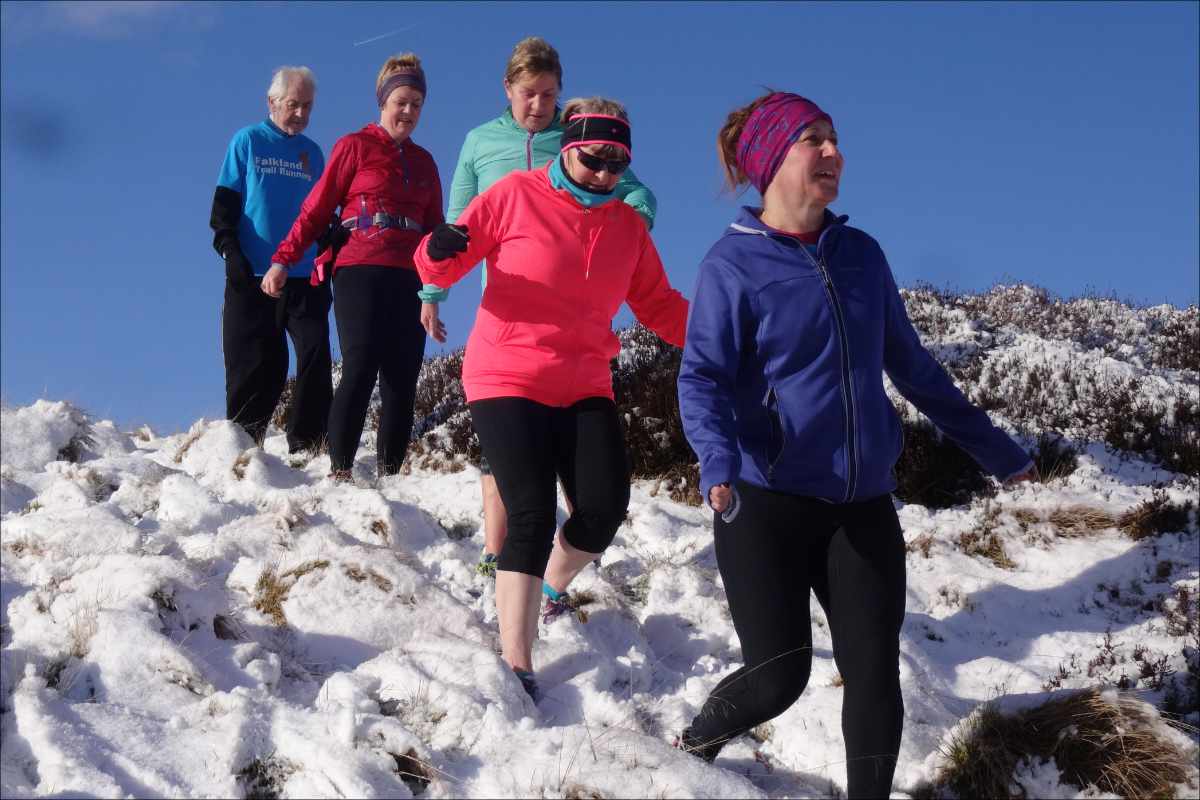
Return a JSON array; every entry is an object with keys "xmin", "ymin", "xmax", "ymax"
[{"xmin": 892, "ymin": 419, "xmax": 996, "ymax": 509}]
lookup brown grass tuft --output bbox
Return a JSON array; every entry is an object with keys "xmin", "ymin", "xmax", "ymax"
[
  {"xmin": 343, "ymin": 564, "xmax": 393, "ymax": 593},
  {"xmin": 172, "ymin": 428, "xmax": 204, "ymax": 464},
  {"xmin": 907, "ymin": 533, "xmax": 935, "ymax": 559},
  {"xmin": 934, "ymin": 688, "xmax": 1197, "ymax": 799},
  {"xmin": 958, "ymin": 503, "xmax": 1016, "ymax": 569},
  {"xmin": 252, "ymin": 560, "xmax": 330, "ymax": 626},
  {"xmin": 232, "ymin": 452, "xmax": 251, "ymax": 480},
  {"xmin": 1047, "ymin": 505, "xmax": 1119, "ymax": 537}
]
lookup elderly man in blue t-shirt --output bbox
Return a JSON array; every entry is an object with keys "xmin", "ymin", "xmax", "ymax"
[{"xmin": 210, "ymin": 66, "xmax": 337, "ymax": 451}]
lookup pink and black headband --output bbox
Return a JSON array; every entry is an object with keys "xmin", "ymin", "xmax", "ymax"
[
  {"xmin": 377, "ymin": 68, "xmax": 426, "ymax": 107},
  {"xmin": 736, "ymin": 93, "xmax": 832, "ymax": 195},
  {"xmin": 559, "ymin": 114, "xmax": 632, "ymax": 158}
]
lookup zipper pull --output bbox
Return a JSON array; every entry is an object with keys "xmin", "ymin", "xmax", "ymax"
[{"xmin": 358, "ymin": 195, "xmax": 370, "ymax": 230}]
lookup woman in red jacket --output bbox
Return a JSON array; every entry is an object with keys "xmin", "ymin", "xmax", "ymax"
[
  {"xmin": 270, "ymin": 54, "xmax": 444, "ymax": 480},
  {"xmin": 415, "ymin": 97, "xmax": 688, "ymax": 700}
]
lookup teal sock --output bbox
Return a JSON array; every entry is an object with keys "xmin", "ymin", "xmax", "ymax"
[{"xmin": 542, "ymin": 582, "xmax": 564, "ymax": 601}]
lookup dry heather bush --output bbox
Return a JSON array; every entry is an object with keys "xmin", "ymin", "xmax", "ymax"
[
  {"xmin": 893, "ymin": 418, "xmax": 996, "ymax": 509},
  {"xmin": 1118, "ymin": 489, "xmax": 1195, "ymax": 540},
  {"xmin": 253, "ymin": 560, "xmax": 330, "ymax": 626},
  {"xmin": 933, "ymin": 688, "xmax": 1196, "ymax": 800},
  {"xmin": 903, "ymin": 284, "xmax": 1199, "ymax": 475},
  {"xmin": 612, "ymin": 325, "xmax": 700, "ymax": 504},
  {"xmin": 906, "ymin": 283, "xmax": 1198, "ymax": 373},
  {"xmin": 391, "ymin": 748, "xmax": 433, "ymax": 795},
  {"xmin": 1031, "ymin": 432, "xmax": 1079, "ymax": 481},
  {"xmin": 238, "ymin": 754, "xmax": 299, "ymax": 800},
  {"xmin": 56, "ymin": 410, "xmax": 95, "ymax": 464}
]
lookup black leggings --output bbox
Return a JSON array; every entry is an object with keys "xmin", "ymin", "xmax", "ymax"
[
  {"xmin": 683, "ymin": 481, "xmax": 906, "ymax": 799},
  {"xmin": 469, "ymin": 397, "xmax": 630, "ymax": 577},
  {"xmin": 328, "ymin": 266, "xmax": 426, "ymax": 474}
]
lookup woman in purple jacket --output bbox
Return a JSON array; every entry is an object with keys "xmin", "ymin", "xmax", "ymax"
[{"xmin": 675, "ymin": 92, "xmax": 1037, "ymax": 798}]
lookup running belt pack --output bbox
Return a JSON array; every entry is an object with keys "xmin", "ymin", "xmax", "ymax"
[{"xmin": 341, "ymin": 212, "xmax": 425, "ymax": 233}]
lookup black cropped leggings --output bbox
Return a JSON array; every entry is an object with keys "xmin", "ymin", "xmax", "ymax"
[
  {"xmin": 469, "ymin": 396, "xmax": 630, "ymax": 578},
  {"xmin": 328, "ymin": 266, "xmax": 426, "ymax": 474},
  {"xmin": 683, "ymin": 481, "xmax": 907, "ymax": 799}
]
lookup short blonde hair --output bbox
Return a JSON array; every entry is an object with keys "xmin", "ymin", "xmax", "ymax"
[
  {"xmin": 504, "ymin": 37, "xmax": 562, "ymax": 87},
  {"xmin": 376, "ymin": 52, "xmax": 423, "ymax": 93},
  {"xmin": 561, "ymin": 97, "xmax": 629, "ymax": 160}
]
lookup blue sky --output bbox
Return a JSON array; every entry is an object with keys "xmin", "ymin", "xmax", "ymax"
[{"xmin": 2, "ymin": 1, "xmax": 1197, "ymax": 434}]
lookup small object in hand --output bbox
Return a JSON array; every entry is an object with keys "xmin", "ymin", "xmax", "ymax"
[{"xmin": 426, "ymin": 223, "xmax": 470, "ymax": 260}]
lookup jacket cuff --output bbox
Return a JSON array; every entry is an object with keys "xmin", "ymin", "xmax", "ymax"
[
  {"xmin": 1000, "ymin": 459, "xmax": 1035, "ymax": 483},
  {"xmin": 700, "ymin": 453, "xmax": 739, "ymax": 505},
  {"xmin": 418, "ymin": 283, "xmax": 450, "ymax": 304}
]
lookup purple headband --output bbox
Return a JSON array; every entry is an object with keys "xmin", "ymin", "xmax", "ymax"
[
  {"xmin": 377, "ymin": 69, "xmax": 426, "ymax": 107},
  {"xmin": 735, "ymin": 93, "xmax": 832, "ymax": 195}
]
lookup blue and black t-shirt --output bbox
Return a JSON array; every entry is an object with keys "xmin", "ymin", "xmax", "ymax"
[{"xmin": 216, "ymin": 120, "xmax": 324, "ymax": 277}]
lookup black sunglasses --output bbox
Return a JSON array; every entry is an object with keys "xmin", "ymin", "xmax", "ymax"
[{"xmin": 575, "ymin": 149, "xmax": 630, "ymax": 175}]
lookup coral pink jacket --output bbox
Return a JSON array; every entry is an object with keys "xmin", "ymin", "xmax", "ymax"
[{"xmin": 415, "ymin": 164, "xmax": 688, "ymax": 406}]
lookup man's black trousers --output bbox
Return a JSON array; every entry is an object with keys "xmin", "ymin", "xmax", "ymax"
[{"xmin": 222, "ymin": 277, "xmax": 332, "ymax": 451}]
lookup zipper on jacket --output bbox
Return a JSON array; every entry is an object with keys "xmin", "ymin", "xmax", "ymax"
[
  {"xmin": 526, "ymin": 131, "xmax": 534, "ymax": 170},
  {"xmin": 800, "ymin": 243, "xmax": 859, "ymax": 502},
  {"xmin": 766, "ymin": 387, "xmax": 784, "ymax": 482}
]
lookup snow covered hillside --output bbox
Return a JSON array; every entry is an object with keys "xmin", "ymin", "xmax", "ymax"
[{"xmin": 1, "ymin": 285, "xmax": 1197, "ymax": 799}]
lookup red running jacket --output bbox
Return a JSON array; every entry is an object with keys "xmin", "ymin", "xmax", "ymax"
[
  {"xmin": 415, "ymin": 164, "xmax": 689, "ymax": 407},
  {"xmin": 272, "ymin": 123, "xmax": 443, "ymax": 279}
]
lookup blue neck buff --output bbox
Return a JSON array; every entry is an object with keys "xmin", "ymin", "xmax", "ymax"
[{"xmin": 549, "ymin": 155, "xmax": 618, "ymax": 209}]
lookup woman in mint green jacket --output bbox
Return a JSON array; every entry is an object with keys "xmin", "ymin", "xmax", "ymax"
[{"xmin": 422, "ymin": 36, "xmax": 657, "ymax": 593}]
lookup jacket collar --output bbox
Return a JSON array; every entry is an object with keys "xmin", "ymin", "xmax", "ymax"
[
  {"xmin": 727, "ymin": 206, "xmax": 848, "ymax": 241},
  {"xmin": 363, "ymin": 122, "xmax": 413, "ymax": 149},
  {"xmin": 501, "ymin": 107, "xmax": 563, "ymax": 134}
]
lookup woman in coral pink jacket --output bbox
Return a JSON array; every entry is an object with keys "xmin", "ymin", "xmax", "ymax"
[
  {"xmin": 415, "ymin": 97, "xmax": 688, "ymax": 701},
  {"xmin": 271, "ymin": 54, "xmax": 443, "ymax": 481}
]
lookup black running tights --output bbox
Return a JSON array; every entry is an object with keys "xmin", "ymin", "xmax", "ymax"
[{"xmin": 683, "ymin": 480, "xmax": 907, "ymax": 799}]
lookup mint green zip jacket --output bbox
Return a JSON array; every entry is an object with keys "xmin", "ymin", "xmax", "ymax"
[{"xmin": 420, "ymin": 108, "xmax": 657, "ymax": 302}]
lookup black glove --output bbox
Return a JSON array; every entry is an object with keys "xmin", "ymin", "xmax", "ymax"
[
  {"xmin": 426, "ymin": 223, "xmax": 470, "ymax": 261},
  {"xmin": 316, "ymin": 215, "xmax": 350, "ymax": 253},
  {"xmin": 223, "ymin": 245, "xmax": 255, "ymax": 290}
]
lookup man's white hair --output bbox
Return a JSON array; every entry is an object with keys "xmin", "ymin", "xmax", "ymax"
[{"xmin": 267, "ymin": 66, "xmax": 316, "ymax": 101}]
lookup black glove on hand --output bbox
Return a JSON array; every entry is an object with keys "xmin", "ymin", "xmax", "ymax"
[
  {"xmin": 426, "ymin": 223, "xmax": 470, "ymax": 261},
  {"xmin": 316, "ymin": 215, "xmax": 350, "ymax": 253},
  {"xmin": 224, "ymin": 246, "xmax": 255, "ymax": 290}
]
